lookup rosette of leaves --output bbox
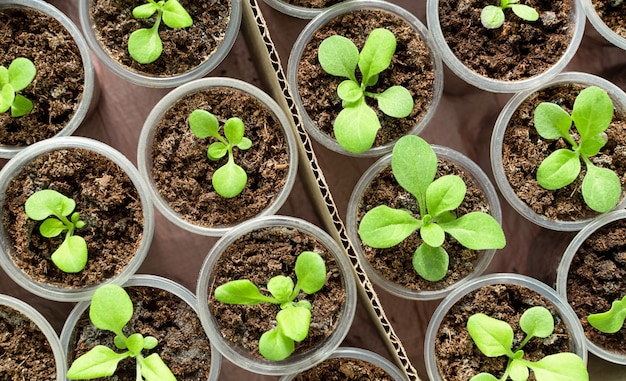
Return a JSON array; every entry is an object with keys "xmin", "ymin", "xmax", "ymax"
[
  {"xmin": 481, "ymin": 0, "xmax": 539, "ymax": 29},
  {"xmin": 588, "ymin": 295, "xmax": 626, "ymax": 333},
  {"xmin": 317, "ymin": 28, "xmax": 414, "ymax": 154},
  {"xmin": 0, "ymin": 57, "xmax": 36, "ymax": 117}
]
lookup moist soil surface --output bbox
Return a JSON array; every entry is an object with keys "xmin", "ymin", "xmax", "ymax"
[
  {"xmin": 89, "ymin": 0, "xmax": 231, "ymax": 77},
  {"xmin": 566, "ymin": 218, "xmax": 626, "ymax": 355},
  {"xmin": 502, "ymin": 83, "xmax": 626, "ymax": 222},
  {"xmin": 151, "ymin": 87, "xmax": 290, "ymax": 229},
  {"xmin": 207, "ymin": 225, "xmax": 347, "ymax": 358},
  {"xmin": 435, "ymin": 284, "xmax": 574, "ymax": 380},
  {"xmin": 68, "ymin": 285, "xmax": 212, "ymax": 380},
  {"xmin": 297, "ymin": 9, "xmax": 437, "ymax": 148},
  {"xmin": 355, "ymin": 158, "xmax": 493, "ymax": 293},
  {"xmin": 292, "ymin": 356, "xmax": 394, "ymax": 380},
  {"xmin": 0, "ymin": 305, "xmax": 56, "ymax": 381},
  {"xmin": 283, "ymin": 0, "xmax": 343, "ymax": 8},
  {"xmin": 592, "ymin": 0, "xmax": 626, "ymax": 39},
  {"xmin": 0, "ymin": 6, "xmax": 85, "ymax": 146},
  {"xmin": 2, "ymin": 148, "xmax": 143, "ymax": 288},
  {"xmin": 439, "ymin": 0, "xmax": 574, "ymax": 81}
]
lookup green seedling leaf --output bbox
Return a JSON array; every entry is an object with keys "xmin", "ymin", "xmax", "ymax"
[
  {"xmin": 139, "ymin": 353, "xmax": 178, "ymax": 381},
  {"xmin": 536, "ymin": 149, "xmax": 581, "ymax": 190},
  {"xmin": 39, "ymin": 218, "xmax": 66, "ymax": 238},
  {"xmin": 318, "ymin": 35, "xmax": 359, "ymax": 80},
  {"xmin": 520, "ymin": 306, "xmax": 554, "ymax": 339},
  {"xmin": 212, "ymin": 162, "xmax": 247, "ymax": 198},
  {"xmin": 467, "ymin": 313, "xmax": 515, "ymax": 357},
  {"xmin": 0, "ymin": 66, "xmax": 8, "ymax": 86},
  {"xmin": 510, "ymin": 359, "xmax": 530, "ymax": 381},
  {"xmin": 207, "ymin": 141, "xmax": 228, "ymax": 160},
  {"xmin": 294, "ymin": 251, "xmax": 327, "ymax": 294},
  {"xmin": 25, "ymin": 189, "xmax": 76, "ymax": 220},
  {"xmin": 132, "ymin": 2, "xmax": 158, "ymax": 18},
  {"xmin": 511, "ymin": 3, "xmax": 539, "ymax": 21},
  {"xmin": 67, "ymin": 345, "xmax": 129, "ymax": 379},
  {"xmin": 144, "ymin": 336, "xmax": 158, "ymax": 350},
  {"xmin": 376, "ymin": 86, "xmax": 413, "ymax": 118},
  {"xmin": 412, "ymin": 243, "xmax": 448, "ymax": 281},
  {"xmin": 89, "ymin": 284, "xmax": 134, "ymax": 336},
  {"xmin": 237, "ymin": 137, "xmax": 252, "ymax": 150},
  {"xmin": 391, "ymin": 135, "xmax": 438, "ymax": 208},
  {"xmin": 481, "ymin": 5, "xmax": 505, "ymax": 28},
  {"xmin": 51, "ymin": 235, "xmax": 88, "ymax": 273},
  {"xmin": 588, "ymin": 296, "xmax": 626, "ymax": 333},
  {"xmin": 268, "ymin": 276, "xmax": 294, "ymax": 302},
  {"xmin": 582, "ymin": 163, "xmax": 622, "ymax": 213},
  {"xmin": 439, "ymin": 212, "xmax": 506, "ymax": 250},
  {"xmin": 189, "ymin": 109, "xmax": 219, "ymax": 139},
  {"xmin": 162, "ymin": 0, "xmax": 193, "ymax": 28},
  {"xmin": 114, "ymin": 335, "xmax": 127, "ymax": 350},
  {"xmin": 0, "ymin": 84, "xmax": 14, "ymax": 114},
  {"xmin": 334, "ymin": 100, "xmax": 380, "ymax": 153},
  {"xmin": 259, "ymin": 328, "xmax": 294, "ymax": 361},
  {"xmin": 419, "ymin": 222, "xmax": 446, "ymax": 249},
  {"xmin": 8, "ymin": 57, "xmax": 36, "ymax": 92},
  {"xmin": 534, "ymin": 102, "xmax": 573, "ymax": 140},
  {"xmin": 126, "ymin": 333, "xmax": 144, "ymax": 356},
  {"xmin": 579, "ymin": 133, "xmax": 608, "ymax": 157},
  {"xmin": 0, "ymin": 58, "xmax": 36, "ymax": 117},
  {"xmin": 426, "ymin": 175, "xmax": 467, "ymax": 217},
  {"xmin": 358, "ymin": 28, "xmax": 396, "ymax": 83},
  {"xmin": 572, "ymin": 86, "xmax": 614, "ymax": 140},
  {"xmin": 215, "ymin": 279, "xmax": 276, "ymax": 305},
  {"xmin": 277, "ymin": 307, "xmax": 311, "ymax": 342},
  {"xmin": 224, "ymin": 117, "xmax": 246, "ymax": 146},
  {"xmin": 337, "ymin": 80, "xmax": 363, "ymax": 103},
  {"xmin": 11, "ymin": 94, "xmax": 33, "ymax": 117},
  {"xmin": 525, "ymin": 352, "xmax": 589, "ymax": 381},
  {"xmin": 358, "ymin": 205, "xmax": 422, "ymax": 248},
  {"xmin": 128, "ymin": 27, "xmax": 163, "ymax": 64},
  {"xmin": 470, "ymin": 373, "xmax": 499, "ymax": 381}
]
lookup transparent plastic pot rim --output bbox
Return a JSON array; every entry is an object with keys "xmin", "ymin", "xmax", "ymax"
[
  {"xmin": 0, "ymin": 0, "xmax": 96, "ymax": 159},
  {"xmin": 490, "ymin": 71, "xmax": 626, "ymax": 231},
  {"xmin": 0, "ymin": 294, "xmax": 67, "ymax": 381},
  {"xmin": 137, "ymin": 77, "xmax": 299, "ymax": 237},
  {"xmin": 426, "ymin": 0, "xmax": 586, "ymax": 93},
  {"xmin": 424, "ymin": 273, "xmax": 588, "ymax": 381},
  {"xmin": 0, "ymin": 137, "xmax": 154, "ymax": 302},
  {"xmin": 556, "ymin": 209, "xmax": 626, "ymax": 365},
  {"xmin": 60, "ymin": 274, "xmax": 222, "ymax": 381},
  {"xmin": 196, "ymin": 215, "xmax": 358, "ymax": 376},
  {"xmin": 262, "ymin": 0, "xmax": 330, "ymax": 19},
  {"xmin": 77, "ymin": 0, "xmax": 242, "ymax": 88},
  {"xmin": 287, "ymin": 0, "xmax": 444, "ymax": 157},
  {"xmin": 580, "ymin": 0, "xmax": 626, "ymax": 50},
  {"xmin": 346, "ymin": 145, "xmax": 502, "ymax": 300}
]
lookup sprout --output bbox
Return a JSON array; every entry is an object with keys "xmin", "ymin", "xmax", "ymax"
[
  {"xmin": 0, "ymin": 57, "xmax": 36, "ymax": 117},
  {"xmin": 481, "ymin": 0, "xmax": 539, "ymax": 29}
]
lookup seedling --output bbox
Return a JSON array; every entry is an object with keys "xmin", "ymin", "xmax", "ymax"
[
  {"xmin": 189, "ymin": 109, "xmax": 252, "ymax": 198},
  {"xmin": 214, "ymin": 251, "xmax": 326, "ymax": 361},
  {"xmin": 317, "ymin": 28, "xmax": 414, "ymax": 154},
  {"xmin": 67, "ymin": 284, "xmax": 177, "ymax": 381},
  {"xmin": 481, "ymin": 0, "xmax": 539, "ymax": 29},
  {"xmin": 467, "ymin": 306, "xmax": 589, "ymax": 381},
  {"xmin": 129, "ymin": 0, "xmax": 193, "ymax": 64},
  {"xmin": 588, "ymin": 295, "xmax": 626, "ymax": 333},
  {"xmin": 0, "ymin": 57, "xmax": 36, "ymax": 117},
  {"xmin": 534, "ymin": 86, "xmax": 621, "ymax": 213},
  {"xmin": 25, "ymin": 189, "xmax": 87, "ymax": 273},
  {"xmin": 358, "ymin": 135, "xmax": 505, "ymax": 282}
]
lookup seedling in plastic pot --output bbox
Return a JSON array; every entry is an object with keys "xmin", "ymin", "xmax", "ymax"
[
  {"xmin": 129, "ymin": 0, "xmax": 193, "ymax": 64},
  {"xmin": 67, "ymin": 284, "xmax": 177, "ymax": 381},
  {"xmin": 467, "ymin": 306, "xmax": 589, "ymax": 381},
  {"xmin": 317, "ymin": 28, "xmax": 414, "ymax": 153},
  {"xmin": 481, "ymin": 0, "xmax": 539, "ymax": 29},
  {"xmin": 0, "ymin": 57, "xmax": 36, "ymax": 117},
  {"xmin": 534, "ymin": 86, "xmax": 621, "ymax": 213},
  {"xmin": 214, "ymin": 251, "xmax": 326, "ymax": 361},
  {"xmin": 588, "ymin": 295, "xmax": 626, "ymax": 333},
  {"xmin": 358, "ymin": 135, "xmax": 505, "ymax": 282},
  {"xmin": 25, "ymin": 189, "xmax": 87, "ymax": 273},
  {"xmin": 189, "ymin": 109, "xmax": 252, "ymax": 198}
]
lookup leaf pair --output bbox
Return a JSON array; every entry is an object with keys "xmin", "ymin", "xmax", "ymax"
[
  {"xmin": 318, "ymin": 28, "xmax": 414, "ymax": 153},
  {"xmin": 0, "ymin": 57, "xmax": 36, "ymax": 117},
  {"xmin": 588, "ymin": 295, "xmax": 626, "ymax": 334},
  {"xmin": 481, "ymin": 0, "xmax": 539, "ymax": 29}
]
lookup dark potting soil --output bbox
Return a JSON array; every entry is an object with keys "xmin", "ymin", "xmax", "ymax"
[
  {"xmin": 2, "ymin": 148, "xmax": 143, "ymax": 288},
  {"xmin": 502, "ymin": 83, "xmax": 626, "ymax": 222},
  {"xmin": 207, "ymin": 226, "xmax": 347, "ymax": 358},
  {"xmin": 68, "ymin": 285, "xmax": 212, "ymax": 380},
  {"xmin": 89, "ymin": 0, "xmax": 231, "ymax": 77},
  {"xmin": 151, "ymin": 87, "xmax": 290, "ymax": 228},
  {"xmin": 438, "ymin": 0, "xmax": 574, "ymax": 81},
  {"xmin": 592, "ymin": 0, "xmax": 626, "ymax": 39},
  {"xmin": 0, "ymin": 305, "xmax": 56, "ymax": 381},
  {"xmin": 292, "ymin": 357, "xmax": 395, "ymax": 381},
  {"xmin": 355, "ymin": 158, "xmax": 492, "ymax": 292},
  {"xmin": 566, "ymin": 218, "xmax": 626, "ymax": 355},
  {"xmin": 435, "ymin": 284, "xmax": 574, "ymax": 380},
  {"xmin": 282, "ymin": 0, "xmax": 344, "ymax": 8},
  {"xmin": 296, "ymin": 9, "xmax": 437, "ymax": 148},
  {"xmin": 0, "ymin": 7, "xmax": 85, "ymax": 146}
]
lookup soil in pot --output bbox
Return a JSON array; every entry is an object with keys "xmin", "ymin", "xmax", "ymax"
[
  {"xmin": 67, "ymin": 285, "xmax": 212, "ymax": 380},
  {"xmin": 291, "ymin": 357, "xmax": 395, "ymax": 380},
  {"xmin": 150, "ymin": 87, "xmax": 290, "ymax": 228},
  {"xmin": 0, "ymin": 6, "xmax": 85, "ymax": 146},
  {"xmin": 0, "ymin": 304, "xmax": 57, "ymax": 381},
  {"xmin": 89, "ymin": 0, "xmax": 231, "ymax": 77},
  {"xmin": 296, "ymin": 9, "xmax": 437, "ymax": 147},
  {"xmin": 502, "ymin": 83, "xmax": 626, "ymax": 222},
  {"xmin": 434, "ymin": 283, "xmax": 574, "ymax": 380},
  {"xmin": 207, "ymin": 226, "xmax": 347, "ymax": 358},
  {"xmin": 280, "ymin": 0, "xmax": 343, "ymax": 8},
  {"xmin": 1, "ymin": 148, "xmax": 143, "ymax": 288},
  {"xmin": 438, "ymin": 0, "xmax": 574, "ymax": 81},
  {"xmin": 591, "ymin": 0, "xmax": 626, "ymax": 39}
]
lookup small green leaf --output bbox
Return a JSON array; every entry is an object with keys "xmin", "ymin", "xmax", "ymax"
[
  {"xmin": 525, "ymin": 352, "xmax": 589, "ymax": 381},
  {"xmin": 259, "ymin": 328, "xmax": 294, "ymax": 361},
  {"xmin": 511, "ymin": 3, "xmax": 539, "ymax": 21},
  {"xmin": 572, "ymin": 86, "xmax": 614, "ymax": 140},
  {"xmin": 224, "ymin": 117, "xmax": 245, "ymax": 146},
  {"xmin": 470, "ymin": 373, "xmax": 499, "ymax": 381},
  {"xmin": 467, "ymin": 313, "xmax": 515, "ymax": 357},
  {"xmin": 439, "ymin": 212, "xmax": 506, "ymax": 250},
  {"xmin": 376, "ymin": 86, "xmax": 413, "ymax": 118},
  {"xmin": 67, "ymin": 345, "xmax": 129, "ymax": 380},
  {"xmin": 267, "ymin": 276, "xmax": 294, "ymax": 302},
  {"xmin": 0, "ymin": 83, "xmax": 14, "ymax": 113},
  {"xmin": 359, "ymin": 205, "xmax": 422, "ymax": 248},
  {"xmin": 215, "ymin": 279, "xmax": 276, "ymax": 305},
  {"xmin": 420, "ymin": 222, "xmax": 445, "ymax": 248},
  {"xmin": 318, "ymin": 35, "xmax": 359, "ymax": 80},
  {"xmin": 337, "ymin": 80, "xmax": 363, "ymax": 103},
  {"xmin": 189, "ymin": 109, "xmax": 219, "ymax": 139},
  {"xmin": 144, "ymin": 336, "xmax": 158, "ymax": 350},
  {"xmin": 11, "ymin": 94, "xmax": 33, "ymax": 117},
  {"xmin": 237, "ymin": 137, "xmax": 252, "ymax": 150},
  {"xmin": 426, "ymin": 175, "xmax": 467, "ymax": 217},
  {"xmin": 132, "ymin": 2, "xmax": 158, "ymax": 18},
  {"xmin": 481, "ymin": 5, "xmax": 505, "ymax": 28},
  {"xmin": 128, "ymin": 27, "xmax": 163, "ymax": 64},
  {"xmin": 25, "ymin": 189, "xmax": 76, "ymax": 221},
  {"xmin": 295, "ymin": 251, "xmax": 327, "ymax": 294},
  {"xmin": 412, "ymin": 243, "xmax": 449, "ymax": 282},
  {"xmin": 126, "ymin": 333, "xmax": 144, "ymax": 356},
  {"xmin": 588, "ymin": 296, "xmax": 626, "ymax": 333},
  {"xmin": 358, "ymin": 28, "xmax": 396, "ymax": 84},
  {"xmin": 139, "ymin": 353, "xmax": 177, "ymax": 381},
  {"xmin": 212, "ymin": 162, "xmax": 247, "ymax": 198},
  {"xmin": 207, "ymin": 142, "xmax": 228, "ymax": 160},
  {"xmin": 277, "ymin": 307, "xmax": 311, "ymax": 342},
  {"xmin": 0, "ymin": 66, "xmax": 8, "ymax": 86},
  {"xmin": 89, "ymin": 284, "xmax": 134, "ymax": 336},
  {"xmin": 579, "ymin": 133, "xmax": 607, "ymax": 157},
  {"xmin": 391, "ymin": 135, "xmax": 438, "ymax": 209},
  {"xmin": 582, "ymin": 163, "xmax": 621, "ymax": 213},
  {"xmin": 509, "ymin": 359, "xmax": 530, "ymax": 381},
  {"xmin": 114, "ymin": 335, "xmax": 127, "ymax": 350},
  {"xmin": 8, "ymin": 57, "xmax": 36, "ymax": 92},
  {"xmin": 520, "ymin": 306, "xmax": 554, "ymax": 339},
  {"xmin": 162, "ymin": 0, "xmax": 193, "ymax": 29},
  {"xmin": 536, "ymin": 149, "xmax": 581, "ymax": 190},
  {"xmin": 39, "ymin": 218, "xmax": 67, "ymax": 238},
  {"xmin": 51, "ymin": 235, "xmax": 88, "ymax": 273},
  {"xmin": 334, "ymin": 100, "xmax": 380, "ymax": 153},
  {"xmin": 534, "ymin": 102, "xmax": 573, "ymax": 140}
]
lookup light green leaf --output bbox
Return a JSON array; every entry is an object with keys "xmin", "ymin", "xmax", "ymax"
[
  {"xmin": 481, "ymin": 5, "xmax": 505, "ymax": 28},
  {"xmin": 376, "ymin": 86, "xmax": 413, "ymax": 118},
  {"xmin": 582, "ymin": 163, "xmax": 621, "ymax": 213},
  {"xmin": 144, "ymin": 336, "xmax": 158, "ymax": 350},
  {"xmin": 510, "ymin": 358, "xmax": 530, "ymax": 381},
  {"xmin": 114, "ymin": 335, "xmax": 127, "ymax": 350},
  {"xmin": 470, "ymin": 373, "xmax": 499, "ymax": 381},
  {"xmin": 536, "ymin": 149, "xmax": 581, "ymax": 190},
  {"xmin": 420, "ymin": 222, "xmax": 445, "ymax": 248},
  {"xmin": 25, "ymin": 189, "xmax": 76, "ymax": 220},
  {"xmin": 520, "ymin": 306, "xmax": 554, "ymax": 339},
  {"xmin": 89, "ymin": 284, "xmax": 134, "ymax": 335},
  {"xmin": 128, "ymin": 27, "xmax": 163, "ymax": 64},
  {"xmin": 391, "ymin": 135, "xmax": 438, "ymax": 208},
  {"xmin": 51, "ymin": 235, "xmax": 87, "ymax": 273},
  {"xmin": 525, "ymin": 353, "xmax": 589, "ymax": 381},
  {"xmin": 572, "ymin": 86, "xmax": 614, "ymax": 140},
  {"xmin": 139, "ymin": 353, "xmax": 177, "ymax": 381},
  {"xmin": 579, "ymin": 133, "xmax": 607, "ymax": 157},
  {"xmin": 214, "ymin": 279, "xmax": 276, "ymax": 305},
  {"xmin": 412, "ymin": 243, "xmax": 448, "ymax": 282},
  {"xmin": 358, "ymin": 28, "xmax": 396, "ymax": 83},
  {"xmin": 8, "ymin": 57, "xmax": 36, "ymax": 92},
  {"xmin": 212, "ymin": 162, "xmax": 247, "ymax": 198},
  {"xmin": 0, "ymin": 83, "xmax": 14, "ymax": 113},
  {"xmin": 334, "ymin": 100, "xmax": 380, "ymax": 153},
  {"xmin": 126, "ymin": 333, "xmax": 144, "ymax": 356},
  {"xmin": 11, "ymin": 94, "xmax": 33, "ymax": 117},
  {"xmin": 0, "ymin": 66, "xmax": 8, "ymax": 86},
  {"xmin": 132, "ymin": 2, "xmax": 158, "ymax": 18},
  {"xmin": 426, "ymin": 175, "xmax": 467, "ymax": 217},
  {"xmin": 259, "ymin": 328, "xmax": 294, "ymax": 361},
  {"xmin": 267, "ymin": 275, "xmax": 294, "ymax": 302},
  {"xmin": 359, "ymin": 205, "xmax": 421, "ymax": 248},
  {"xmin": 224, "ymin": 117, "xmax": 245, "ymax": 146},
  {"xmin": 534, "ymin": 102, "xmax": 573, "ymax": 140},
  {"xmin": 295, "ymin": 251, "xmax": 326, "ymax": 294},
  {"xmin": 237, "ymin": 137, "xmax": 252, "ymax": 150},
  {"xmin": 67, "ymin": 345, "xmax": 129, "ymax": 379},
  {"xmin": 162, "ymin": 0, "xmax": 193, "ymax": 28},
  {"xmin": 588, "ymin": 296, "xmax": 626, "ymax": 333},
  {"xmin": 337, "ymin": 79, "xmax": 363, "ymax": 103},
  {"xmin": 39, "ymin": 217, "xmax": 67, "ymax": 238},
  {"xmin": 318, "ymin": 35, "xmax": 359, "ymax": 80},
  {"xmin": 277, "ymin": 307, "xmax": 311, "ymax": 342},
  {"xmin": 189, "ymin": 109, "xmax": 219, "ymax": 139},
  {"xmin": 207, "ymin": 142, "xmax": 228, "ymax": 160},
  {"xmin": 511, "ymin": 3, "xmax": 539, "ymax": 21},
  {"xmin": 467, "ymin": 313, "xmax": 515, "ymax": 357},
  {"xmin": 439, "ymin": 212, "xmax": 506, "ymax": 250}
]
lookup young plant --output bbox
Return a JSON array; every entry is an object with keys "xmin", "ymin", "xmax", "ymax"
[
  {"xmin": 129, "ymin": 0, "xmax": 193, "ymax": 64},
  {"xmin": 317, "ymin": 28, "xmax": 414, "ymax": 154},
  {"xmin": 67, "ymin": 284, "xmax": 177, "ymax": 381},
  {"xmin": 189, "ymin": 109, "xmax": 252, "ymax": 198},
  {"xmin": 467, "ymin": 306, "xmax": 589, "ymax": 381},
  {"xmin": 358, "ymin": 135, "xmax": 505, "ymax": 282},
  {"xmin": 25, "ymin": 189, "xmax": 87, "ymax": 273},
  {"xmin": 214, "ymin": 251, "xmax": 326, "ymax": 361},
  {"xmin": 481, "ymin": 0, "xmax": 539, "ymax": 29},
  {"xmin": 588, "ymin": 295, "xmax": 626, "ymax": 333},
  {"xmin": 534, "ymin": 85, "xmax": 621, "ymax": 213},
  {"xmin": 0, "ymin": 57, "xmax": 36, "ymax": 117}
]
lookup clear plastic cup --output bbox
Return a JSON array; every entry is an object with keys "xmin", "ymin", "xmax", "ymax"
[
  {"xmin": 262, "ymin": 0, "xmax": 338, "ymax": 19},
  {"xmin": 580, "ymin": 0, "xmax": 626, "ymax": 50}
]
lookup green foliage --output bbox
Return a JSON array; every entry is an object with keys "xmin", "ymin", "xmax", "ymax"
[
  {"xmin": 0, "ymin": 57, "xmax": 36, "ymax": 117},
  {"xmin": 189, "ymin": 109, "xmax": 252, "ymax": 198},
  {"xmin": 129, "ymin": 0, "xmax": 193, "ymax": 64},
  {"xmin": 214, "ymin": 251, "xmax": 327, "ymax": 361},
  {"xmin": 481, "ymin": 0, "xmax": 539, "ymax": 29},
  {"xmin": 534, "ymin": 86, "xmax": 621, "ymax": 213},
  {"xmin": 24, "ymin": 190, "xmax": 87, "ymax": 273},
  {"xmin": 67, "ymin": 284, "xmax": 177, "ymax": 381},
  {"xmin": 317, "ymin": 28, "xmax": 414, "ymax": 153},
  {"xmin": 467, "ymin": 306, "xmax": 589, "ymax": 381},
  {"xmin": 358, "ymin": 135, "xmax": 505, "ymax": 282},
  {"xmin": 588, "ymin": 295, "xmax": 626, "ymax": 333}
]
